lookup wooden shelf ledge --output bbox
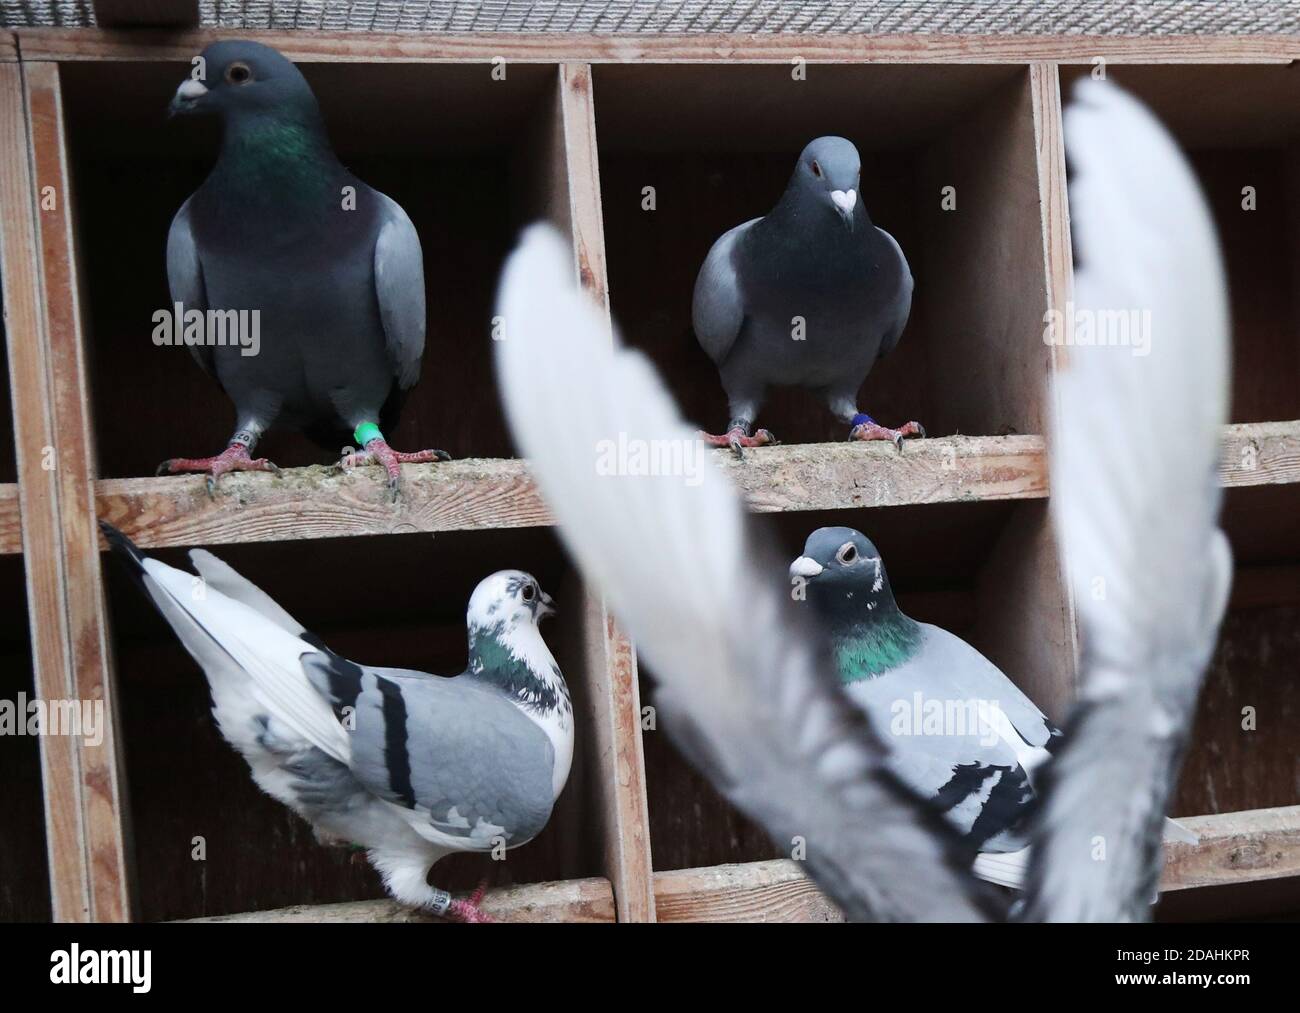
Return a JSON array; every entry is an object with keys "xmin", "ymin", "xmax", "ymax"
[
  {"xmin": 173, "ymin": 806, "xmax": 1299, "ymax": 923},
  {"xmin": 180, "ymin": 874, "xmax": 615, "ymax": 923},
  {"xmin": 0, "ymin": 421, "xmax": 1289, "ymax": 556}
]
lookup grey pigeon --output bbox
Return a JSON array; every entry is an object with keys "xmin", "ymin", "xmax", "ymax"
[
  {"xmin": 100, "ymin": 521, "xmax": 572, "ymax": 923},
  {"xmin": 161, "ymin": 40, "xmax": 448, "ymax": 497},
  {"xmin": 692, "ymin": 136, "xmax": 921, "ymax": 455},
  {"xmin": 790, "ymin": 526, "xmax": 1060, "ymax": 888}
]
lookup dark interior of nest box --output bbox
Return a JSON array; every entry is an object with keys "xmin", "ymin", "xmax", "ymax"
[
  {"xmin": 594, "ymin": 64, "xmax": 1054, "ymax": 446},
  {"xmin": 637, "ymin": 497, "xmax": 1072, "ymax": 873},
  {"xmin": 0, "ymin": 555, "xmax": 48, "ymax": 921},
  {"xmin": 1173, "ymin": 481, "xmax": 1300, "ymax": 820},
  {"xmin": 1061, "ymin": 64, "xmax": 1300, "ymax": 425},
  {"xmin": 59, "ymin": 61, "xmax": 560, "ymax": 480},
  {"xmin": 101, "ymin": 527, "xmax": 600, "ymax": 920}
]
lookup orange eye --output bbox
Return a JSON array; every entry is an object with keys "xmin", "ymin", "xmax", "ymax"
[{"xmin": 225, "ymin": 62, "xmax": 253, "ymax": 85}]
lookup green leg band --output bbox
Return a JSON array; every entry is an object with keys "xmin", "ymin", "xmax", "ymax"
[{"xmin": 353, "ymin": 422, "xmax": 383, "ymax": 447}]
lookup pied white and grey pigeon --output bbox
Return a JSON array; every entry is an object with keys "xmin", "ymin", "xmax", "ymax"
[
  {"xmin": 692, "ymin": 136, "xmax": 921, "ymax": 455},
  {"xmin": 100, "ymin": 521, "xmax": 573, "ymax": 923},
  {"xmin": 161, "ymin": 40, "xmax": 449, "ymax": 497},
  {"xmin": 789, "ymin": 526, "xmax": 1060, "ymax": 888}
]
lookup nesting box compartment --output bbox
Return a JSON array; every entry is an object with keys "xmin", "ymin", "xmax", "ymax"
[
  {"xmin": 1, "ymin": 31, "xmax": 1298, "ymax": 924},
  {"xmin": 596, "ymin": 64, "xmax": 1054, "ymax": 443}
]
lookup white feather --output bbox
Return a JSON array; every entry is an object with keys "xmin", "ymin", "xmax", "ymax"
[
  {"xmin": 141, "ymin": 558, "xmax": 351, "ymax": 765},
  {"xmin": 1026, "ymin": 79, "xmax": 1233, "ymax": 921}
]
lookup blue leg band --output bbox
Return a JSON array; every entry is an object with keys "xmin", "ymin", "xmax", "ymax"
[{"xmin": 850, "ymin": 413, "xmax": 875, "ymax": 429}]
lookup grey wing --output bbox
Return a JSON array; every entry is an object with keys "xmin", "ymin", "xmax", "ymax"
[
  {"xmin": 373, "ymin": 191, "xmax": 426, "ymax": 390},
  {"xmin": 874, "ymin": 227, "xmax": 912, "ymax": 360},
  {"xmin": 691, "ymin": 218, "xmax": 756, "ymax": 366},
  {"xmin": 166, "ymin": 198, "xmax": 214, "ymax": 379},
  {"xmin": 912, "ymin": 625, "xmax": 1058, "ymax": 749},
  {"xmin": 303, "ymin": 655, "xmax": 556, "ymax": 849}
]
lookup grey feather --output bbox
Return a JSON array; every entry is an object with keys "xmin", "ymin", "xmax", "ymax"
[
  {"xmin": 373, "ymin": 193, "xmax": 426, "ymax": 390},
  {"xmin": 165, "ymin": 197, "xmax": 215, "ymax": 380}
]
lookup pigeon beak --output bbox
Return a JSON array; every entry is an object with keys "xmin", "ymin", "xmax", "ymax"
[
  {"xmin": 830, "ymin": 188, "xmax": 857, "ymax": 228},
  {"xmin": 169, "ymin": 78, "xmax": 209, "ymax": 118},
  {"xmin": 537, "ymin": 591, "xmax": 557, "ymax": 620},
  {"xmin": 789, "ymin": 556, "xmax": 824, "ymax": 580}
]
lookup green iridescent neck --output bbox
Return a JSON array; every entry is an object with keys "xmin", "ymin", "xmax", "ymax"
[
  {"xmin": 216, "ymin": 117, "xmax": 336, "ymax": 199},
  {"xmin": 832, "ymin": 612, "xmax": 922, "ymax": 683}
]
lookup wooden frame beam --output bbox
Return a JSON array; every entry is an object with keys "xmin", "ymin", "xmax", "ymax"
[
  {"xmin": 14, "ymin": 30, "xmax": 1300, "ymax": 65},
  {"xmin": 0, "ymin": 61, "xmax": 132, "ymax": 921},
  {"xmin": 181, "ymin": 875, "xmax": 616, "ymax": 923},
  {"xmin": 49, "ymin": 420, "xmax": 1294, "ymax": 556},
  {"xmin": 91, "ymin": 1, "xmax": 200, "ymax": 29}
]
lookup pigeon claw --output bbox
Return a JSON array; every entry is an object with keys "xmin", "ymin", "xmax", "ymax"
[
  {"xmin": 337, "ymin": 438, "xmax": 450, "ymax": 499},
  {"xmin": 699, "ymin": 426, "xmax": 778, "ymax": 460},
  {"xmin": 156, "ymin": 445, "xmax": 281, "ymax": 494},
  {"xmin": 441, "ymin": 878, "xmax": 494, "ymax": 924},
  {"xmin": 850, "ymin": 420, "xmax": 925, "ymax": 453}
]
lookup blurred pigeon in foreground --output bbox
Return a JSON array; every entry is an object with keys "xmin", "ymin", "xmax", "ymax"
[
  {"xmin": 790, "ymin": 526, "xmax": 1060, "ymax": 888},
  {"xmin": 161, "ymin": 40, "xmax": 448, "ymax": 497},
  {"xmin": 101, "ymin": 521, "xmax": 572, "ymax": 923},
  {"xmin": 1022, "ymin": 79, "xmax": 1232, "ymax": 921},
  {"xmin": 692, "ymin": 136, "xmax": 921, "ymax": 455},
  {"xmin": 495, "ymin": 80, "xmax": 1228, "ymax": 921},
  {"xmin": 497, "ymin": 227, "xmax": 995, "ymax": 922}
]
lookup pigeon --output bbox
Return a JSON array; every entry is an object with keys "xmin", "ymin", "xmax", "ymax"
[
  {"xmin": 99, "ymin": 521, "xmax": 573, "ymax": 923},
  {"xmin": 1021, "ymin": 79, "xmax": 1232, "ymax": 921},
  {"xmin": 496, "ymin": 226, "xmax": 997, "ymax": 922},
  {"xmin": 493, "ymin": 81, "xmax": 1229, "ymax": 920},
  {"xmin": 692, "ymin": 135, "xmax": 922, "ymax": 455},
  {"xmin": 160, "ymin": 40, "xmax": 448, "ymax": 497},
  {"xmin": 789, "ymin": 525, "xmax": 1060, "ymax": 888}
]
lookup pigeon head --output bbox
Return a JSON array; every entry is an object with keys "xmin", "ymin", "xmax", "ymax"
[
  {"xmin": 170, "ymin": 40, "xmax": 322, "ymax": 125},
  {"xmin": 466, "ymin": 570, "xmax": 556, "ymax": 632},
  {"xmin": 790, "ymin": 526, "xmax": 898, "ymax": 622},
  {"xmin": 792, "ymin": 136, "xmax": 862, "ymax": 228}
]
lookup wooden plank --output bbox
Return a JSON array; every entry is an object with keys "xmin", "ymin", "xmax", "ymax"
[
  {"xmin": 91, "ymin": 1, "xmax": 199, "ymax": 28},
  {"xmin": 0, "ymin": 484, "xmax": 21, "ymax": 554},
  {"xmin": 85, "ymin": 422, "xmax": 1300, "ymax": 552},
  {"xmin": 654, "ymin": 861, "xmax": 842, "ymax": 923},
  {"xmin": 0, "ymin": 33, "xmax": 16, "ymax": 63},
  {"xmin": 1162, "ymin": 807, "xmax": 1300, "ymax": 892},
  {"xmin": 14, "ymin": 30, "xmax": 1300, "ymax": 65},
  {"xmin": 6, "ymin": 61, "xmax": 133, "ymax": 921},
  {"xmin": 180, "ymin": 876, "xmax": 616, "ymax": 923},
  {"xmin": 0, "ymin": 62, "xmax": 90, "ymax": 922},
  {"xmin": 978, "ymin": 65, "xmax": 1079, "ymax": 723},
  {"xmin": 556, "ymin": 63, "xmax": 654, "ymax": 924}
]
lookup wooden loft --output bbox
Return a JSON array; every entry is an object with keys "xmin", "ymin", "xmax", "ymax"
[{"xmin": 1, "ymin": 27, "xmax": 1298, "ymax": 923}]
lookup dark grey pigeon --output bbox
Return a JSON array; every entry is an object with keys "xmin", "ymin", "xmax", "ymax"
[
  {"xmin": 161, "ymin": 40, "xmax": 448, "ymax": 497},
  {"xmin": 692, "ymin": 136, "xmax": 922, "ymax": 455},
  {"xmin": 100, "ymin": 520, "xmax": 572, "ymax": 923}
]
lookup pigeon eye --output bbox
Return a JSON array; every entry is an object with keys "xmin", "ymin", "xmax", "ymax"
[
  {"xmin": 837, "ymin": 544, "xmax": 858, "ymax": 565},
  {"xmin": 225, "ymin": 62, "xmax": 253, "ymax": 85},
  {"xmin": 521, "ymin": 584, "xmax": 535, "ymax": 602},
  {"xmin": 811, "ymin": 160, "xmax": 822, "ymax": 178}
]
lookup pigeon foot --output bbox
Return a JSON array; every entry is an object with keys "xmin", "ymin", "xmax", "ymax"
[
  {"xmin": 156, "ymin": 444, "xmax": 280, "ymax": 497},
  {"xmin": 339, "ymin": 439, "xmax": 451, "ymax": 501},
  {"xmin": 850, "ymin": 419, "xmax": 925, "ymax": 452},
  {"xmin": 699, "ymin": 426, "xmax": 778, "ymax": 460},
  {"xmin": 440, "ymin": 878, "xmax": 494, "ymax": 924}
]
